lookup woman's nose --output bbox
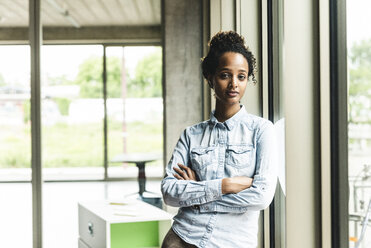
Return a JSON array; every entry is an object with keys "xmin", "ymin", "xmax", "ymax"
[{"xmin": 230, "ymin": 76, "xmax": 238, "ymax": 88}]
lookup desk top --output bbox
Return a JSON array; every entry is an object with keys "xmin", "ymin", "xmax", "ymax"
[
  {"xmin": 79, "ymin": 199, "xmax": 173, "ymax": 223},
  {"xmin": 110, "ymin": 153, "xmax": 162, "ymax": 164}
]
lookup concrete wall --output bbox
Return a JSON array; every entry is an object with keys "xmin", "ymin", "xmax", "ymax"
[{"xmin": 162, "ymin": 0, "xmax": 204, "ymax": 166}]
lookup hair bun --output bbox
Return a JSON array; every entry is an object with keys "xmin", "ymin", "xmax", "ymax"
[{"xmin": 209, "ymin": 31, "xmax": 246, "ymax": 50}]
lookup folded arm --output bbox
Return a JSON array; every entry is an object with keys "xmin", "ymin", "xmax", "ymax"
[
  {"xmin": 199, "ymin": 122, "xmax": 277, "ymax": 213},
  {"xmin": 161, "ymin": 129, "xmax": 223, "ymax": 207},
  {"xmin": 161, "ymin": 122, "xmax": 277, "ymax": 213}
]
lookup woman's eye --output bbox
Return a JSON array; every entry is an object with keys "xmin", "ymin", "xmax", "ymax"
[
  {"xmin": 238, "ymin": 74, "xmax": 247, "ymax": 80},
  {"xmin": 220, "ymin": 73, "xmax": 230, "ymax": 79}
]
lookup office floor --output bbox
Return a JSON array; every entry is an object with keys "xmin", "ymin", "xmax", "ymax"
[{"xmin": 0, "ymin": 180, "xmax": 162, "ymax": 248}]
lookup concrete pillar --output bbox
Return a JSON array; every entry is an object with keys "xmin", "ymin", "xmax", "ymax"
[{"xmin": 162, "ymin": 0, "xmax": 204, "ymax": 166}]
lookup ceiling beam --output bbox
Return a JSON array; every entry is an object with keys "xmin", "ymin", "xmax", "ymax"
[{"xmin": 0, "ymin": 25, "xmax": 161, "ymax": 44}]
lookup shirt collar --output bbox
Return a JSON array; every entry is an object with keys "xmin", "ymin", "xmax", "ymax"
[{"xmin": 209, "ymin": 105, "xmax": 247, "ymax": 131}]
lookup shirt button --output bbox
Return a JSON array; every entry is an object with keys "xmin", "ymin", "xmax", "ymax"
[
  {"xmin": 200, "ymin": 241, "xmax": 205, "ymax": 246},
  {"xmin": 205, "ymin": 206, "xmax": 209, "ymax": 210}
]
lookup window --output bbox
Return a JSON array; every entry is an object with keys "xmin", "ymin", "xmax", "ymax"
[{"xmin": 347, "ymin": 1, "xmax": 371, "ymax": 247}]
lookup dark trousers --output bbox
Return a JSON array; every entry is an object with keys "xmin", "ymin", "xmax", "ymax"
[{"xmin": 162, "ymin": 228, "xmax": 198, "ymax": 248}]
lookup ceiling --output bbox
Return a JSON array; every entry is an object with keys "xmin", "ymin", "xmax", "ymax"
[{"xmin": 0, "ymin": 0, "xmax": 161, "ymax": 27}]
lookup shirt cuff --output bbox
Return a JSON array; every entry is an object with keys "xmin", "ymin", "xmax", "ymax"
[
  {"xmin": 204, "ymin": 179, "xmax": 223, "ymax": 202},
  {"xmin": 180, "ymin": 179, "xmax": 223, "ymax": 206}
]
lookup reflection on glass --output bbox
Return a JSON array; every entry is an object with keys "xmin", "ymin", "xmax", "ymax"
[
  {"xmin": 347, "ymin": 1, "xmax": 371, "ymax": 247},
  {"xmin": 272, "ymin": 0, "xmax": 286, "ymax": 247},
  {"xmin": 41, "ymin": 45, "xmax": 104, "ymax": 180},
  {"xmin": 106, "ymin": 46, "xmax": 163, "ymax": 178}
]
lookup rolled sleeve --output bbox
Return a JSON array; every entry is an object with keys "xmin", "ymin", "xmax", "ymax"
[
  {"xmin": 162, "ymin": 177, "xmax": 223, "ymax": 207},
  {"xmin": 179, "ymin": 179, "xmax": 222, "ymax": 206}
]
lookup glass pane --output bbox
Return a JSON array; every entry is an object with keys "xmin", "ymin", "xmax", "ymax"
[
  {"xmin": 107, "ymin": 46, "xmax": 164, "ymax": 180},
  {"xmin": 347, "ymin": 1, "xmax": 371, "ymax": 247},
  {"xmin": 0, "ymin": 1, "xmax": 32, "ymax": 247},
  {"xmin": 41, "ymin": 45, "xmax": 104, "ymax": 180}
]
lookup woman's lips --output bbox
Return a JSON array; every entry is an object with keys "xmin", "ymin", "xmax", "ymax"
[{"xmin": 226, "ymin": 91, "xmax": 239, "ymax": 97}]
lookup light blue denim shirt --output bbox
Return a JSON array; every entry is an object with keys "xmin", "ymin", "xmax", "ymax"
[{"xmin": 161, "ymin": 105, "xmax": 277, "ymax": 248}]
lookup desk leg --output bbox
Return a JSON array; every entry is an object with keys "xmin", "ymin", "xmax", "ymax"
[{"xmin": 137, "ymin": 162, "xmax": 146, "ymax": 195}]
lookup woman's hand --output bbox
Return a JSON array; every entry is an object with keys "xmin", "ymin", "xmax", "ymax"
[
  {"xmin": 222, "ymin": 176, "xmax": 253, "ymax": 194},
  {"xmin": 173, "ymin": 163, "xmax": 198, "ymax": 181}
]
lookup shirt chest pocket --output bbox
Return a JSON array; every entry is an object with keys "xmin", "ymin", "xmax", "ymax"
[
  {"xmin": 225, "ymin": 144, "xmax": 253, "ymax": 168},
  {"xmin": 190, "ymin": 146, "xmax": 217, "ymax": 180}
]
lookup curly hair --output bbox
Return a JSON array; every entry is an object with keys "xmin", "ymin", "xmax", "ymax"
[{"xmin": 201, "ymin": 31, "xmax": 257, "ymax": 87}]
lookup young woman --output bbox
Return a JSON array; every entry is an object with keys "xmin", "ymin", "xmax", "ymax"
[{"xmin": 161, "ymin": 31, "xmax": 277, "ymax": 248}]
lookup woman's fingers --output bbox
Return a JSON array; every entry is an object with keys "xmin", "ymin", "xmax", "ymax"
[
  {"xmin": 177, "ymin": 163, "xmax": 197, "ymax": 181},
  {"xmin": 173, "ymin": 163, "xmax": 198, "ymax": 181},
  {"xmin": 173, "ymin": 173, "xmax": 184, "ymax": 180},
  {"xmin": 173, "ymin": 166, "xmax": 189, "ymax": 180},
  {"xmin": 177, "ymin": 164, "xmax": 192, "ymax": 179},
  {"xmin": 177, "ymin": 163, "xmax": 189, "ymax": 172}
]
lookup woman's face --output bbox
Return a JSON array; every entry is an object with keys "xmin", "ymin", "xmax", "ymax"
[{"xmin": 209, "ymin": 52, "xmax": 249, "ymax": 107}]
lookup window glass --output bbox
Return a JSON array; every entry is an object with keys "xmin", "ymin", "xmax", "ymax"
[
  {"xmin": 106, "ymin": 46, "xmax": 164, "ymax": 179},
  {"xmin": 0, "ymin": 1, "xmax": 32, "ymax": 247},
  {"xmin": 41, "ymin": 45, "xmax": 104, "ymax": 180},
  {"xmin": 347, "ymin": 1, "xmax": 371, "ymax": 247}
]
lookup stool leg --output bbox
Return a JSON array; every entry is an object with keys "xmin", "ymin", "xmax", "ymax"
[{"xmin": 137, "ymin": 162, "xmax": 146, "ymax": 195}]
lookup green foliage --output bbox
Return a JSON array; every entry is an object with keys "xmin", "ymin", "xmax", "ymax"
[
  {"xmin": 54, "ymin": 98, "xmax": 71, "ymax": 116},
  {"xmin": 349, "ymin": 39, "xmax": 371, "ymax": 97},
  {"xmin": 350, "ymin": 40, "xmax": 371, "ymax": 68},
  {"xmin": 23, "ymin": 100, "xmax": 30, "ymax": 123},
  {"xmin": 0, "ymin": 125, "xmax": 31, "ymax": 168},
  {"xmin": 128, "ymin": 48, "xmax": 162, "ymax": 97},
  {"xmin": 3, "ymin": 151, "xmax": 31, "ymax": 168},
  {"xmin": 71, "ymin": 48, "xmax": 162, "ymax": 98},
  {"xmin": 74, "ymin": 56, "xmax": 123, "ymax": 98},
  {"xmin": 107, "ymin": 57, "xmax": 124, "ymax": 98},
  {"xmin": 0, "ymin": 121, "xmax": 162, "ymax": 168},
  {"xmin": 349, "ymin": 39, "xmax": 371, "ymax": 124},
  {"xmin": 47, "ymin": 74, "xmax": 72, "ymax": 86}
]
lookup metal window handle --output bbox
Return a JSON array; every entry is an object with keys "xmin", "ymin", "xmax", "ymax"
[{"xmin": 88, "ymin": 222, "xmax": 94, "ymax": 236}]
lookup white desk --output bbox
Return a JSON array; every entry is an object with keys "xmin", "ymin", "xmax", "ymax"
[{"xmin": 78, "ymin": 199, "xmax": 172, "ymax": 248}]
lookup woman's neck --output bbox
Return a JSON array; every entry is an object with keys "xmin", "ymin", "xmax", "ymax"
[{"xmin": 214, "ymin": 102, "xmax": 241, "ymax": 123}]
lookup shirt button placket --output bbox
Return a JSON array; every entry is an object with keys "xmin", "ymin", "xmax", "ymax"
[{"xmin": 217, "ymin": 128, "xmax": 227, "ymax": 178}]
